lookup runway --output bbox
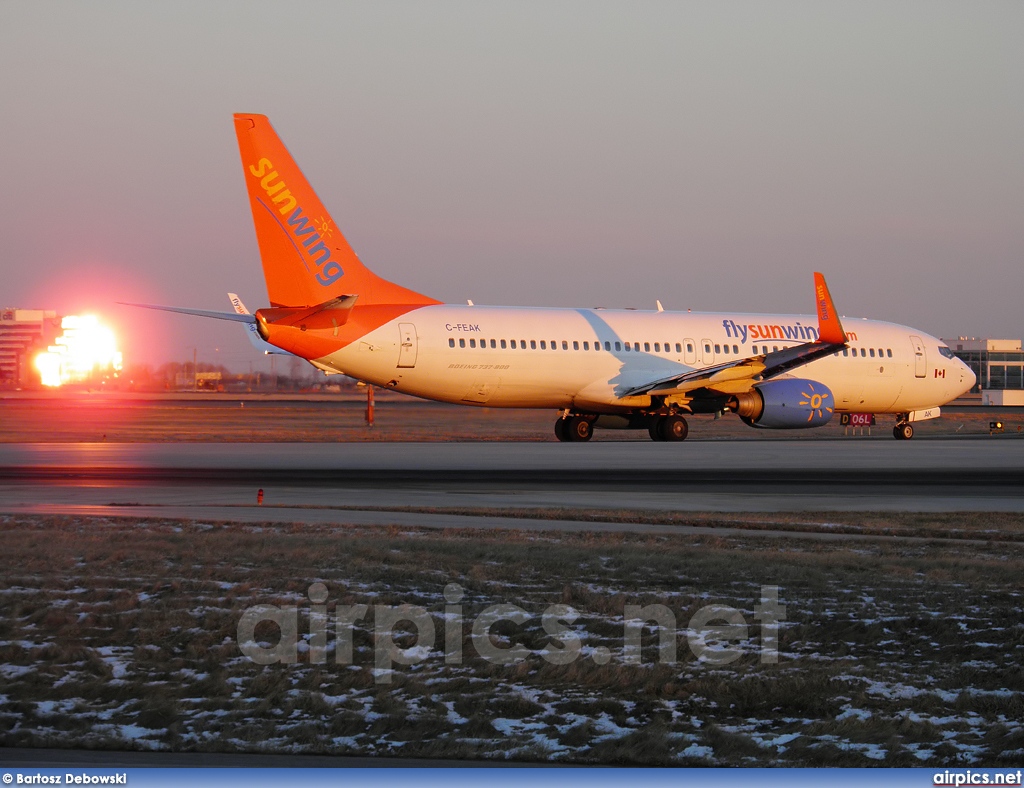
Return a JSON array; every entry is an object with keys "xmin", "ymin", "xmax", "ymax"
[{"xmin": 1, "ymin": 439, "xmax": 1022, "ymax": 517}]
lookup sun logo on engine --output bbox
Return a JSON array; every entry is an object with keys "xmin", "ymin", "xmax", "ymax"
[{"xmin": 799, "ymin": 382, "xmax": 834, "ymax": 422}]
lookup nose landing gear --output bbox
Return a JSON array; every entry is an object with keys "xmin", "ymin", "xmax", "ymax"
[{"xmin": 893, "ymin": 420, "xmax": 914, "ymax": 440}]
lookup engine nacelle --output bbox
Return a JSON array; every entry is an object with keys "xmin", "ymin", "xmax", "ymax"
[{"xmin": 730, "ymin": 379, "xmax": 835, "ymax": 429}]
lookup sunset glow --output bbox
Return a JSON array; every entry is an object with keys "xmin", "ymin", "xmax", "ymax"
[{"xmin": 34, "ymin": 315, "xmax": 123, "ymax": 387}]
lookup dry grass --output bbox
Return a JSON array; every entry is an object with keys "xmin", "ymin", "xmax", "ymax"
[
  {"xmin": 0, "ymin": 396, "xmax": 1019, "ymax": 443},
  {"xmin": 1, "ymin": 514, "xmax": 1022, "ymax": 765}
]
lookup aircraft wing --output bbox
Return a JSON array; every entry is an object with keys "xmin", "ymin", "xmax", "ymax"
[
  {"xmin": 623, "ymin": 340, "xmax": 844, "ymax": 397},
  {"xmin": 623, "ymin": 272, "xmax": 848, "ymax": 398}
]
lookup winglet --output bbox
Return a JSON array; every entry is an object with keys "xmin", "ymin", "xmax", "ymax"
[{"xmin": 813, "ymin": 272, "xmax": 847, "ymax": 345}]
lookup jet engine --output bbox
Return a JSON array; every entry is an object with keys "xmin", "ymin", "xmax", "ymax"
[{"xmin": 729, "ymin": 379, "xmax": 835, "ymax": 429}]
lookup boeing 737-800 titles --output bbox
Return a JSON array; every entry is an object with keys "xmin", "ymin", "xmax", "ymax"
[{"xmin": 130, "ymin": 114, "xmax": 975, "ymax": 442}]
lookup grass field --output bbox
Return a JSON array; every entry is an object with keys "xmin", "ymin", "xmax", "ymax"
[
  {"xmin": 0, "ymin": 394, "xmax": 1020, "ymax": 442},
  {"xmin": 2, "ymin": 513, "xmax": 1022, "ymax": 765}
]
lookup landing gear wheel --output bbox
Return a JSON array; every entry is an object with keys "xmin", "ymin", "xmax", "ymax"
[
  {"xmin": 894, "ymin": 423, "xmax": 914, "ymax": 440},
  {"xmin": 655, "ymin": 415, "xmax": 689, "ymax": 442},
  {"xmin": 565, "ymin": 415, "xmax": 593, "ymax": 442},
  {"xmin": 648, "ymin": 422, "xmax": 664, "ymax": 441},
  {"xmin": 554, "ymin": 418, "xmax": 570, "ymax": 442}
]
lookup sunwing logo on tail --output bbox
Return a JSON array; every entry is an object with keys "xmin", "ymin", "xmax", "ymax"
[
  {"xmin": 248, "ymin": 158, "xmax": 344, "ymax": 286},
  {"xmin": 816, "ymin": 284, "xmax": 830, "ymax": 321}
]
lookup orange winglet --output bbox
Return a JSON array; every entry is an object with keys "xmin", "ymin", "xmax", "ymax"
[
  {"xmin": 813, "ymin": 272, "xmax": 847, "ymax": 345},
  {"xmin": 234, "ymin": 114, "xmax": 441, "ymax": 309}
]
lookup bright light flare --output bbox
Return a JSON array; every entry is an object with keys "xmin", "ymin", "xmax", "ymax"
[
  {"xmin": 34, "ymin": 351, "xmax": 63, "ymax": 387},
  {"xmin": 34, "ymin": 315, "xmax": 123, "ymax": 387}
]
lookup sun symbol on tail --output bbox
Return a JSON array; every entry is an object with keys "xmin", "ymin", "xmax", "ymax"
[
  {"xmin": 316, "ymin": 216, "xmax": 333, "ymax": 238},
  {"xmin": 799, "ymin": 382, "xmax": 834, "ymax": 422}
]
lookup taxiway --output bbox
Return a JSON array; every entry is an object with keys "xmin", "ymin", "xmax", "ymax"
[{"xmin": 1, "ymin": 439, "xmax": 1021, "ymax": 518}]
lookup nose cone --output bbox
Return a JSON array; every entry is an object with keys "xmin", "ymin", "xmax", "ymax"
[{"xmin": 959, "ymin": 359, "xmax": 977, "ymax": 395}]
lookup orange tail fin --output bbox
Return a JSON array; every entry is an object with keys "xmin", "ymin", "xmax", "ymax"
[{"xmin": 233, "ymin": 114, "xmax": 440, "ymax": 308}]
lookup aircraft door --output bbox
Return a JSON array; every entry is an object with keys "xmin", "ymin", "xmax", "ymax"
[
  {"xmin": 701, "ymin": 338, "xmax": 714, "ymax": 366},
  {"xmin": 398, "ymin": 323, "xmax": 418, "ymax": 368},
  {"xmin": 910, "ymin": 335, "xmax": 926, "ymax": 378},
  {"xmin": 683, "ymin": 338, "xmax": 697, "ymax": 365}
]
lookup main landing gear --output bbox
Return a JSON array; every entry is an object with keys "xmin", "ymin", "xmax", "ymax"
[
  {"xmin": 554, "ymin": 413, "xmax": 689, "ymax": 442},
  {"xmin": 648, "ymin": 414, "xmax": 689, "ymax": 442},
  {"xmin": 554, "ymin": 415, "xmax": 594, "ymax": 442}
]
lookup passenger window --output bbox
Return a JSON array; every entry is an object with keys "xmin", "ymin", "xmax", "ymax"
[
  {"xmin": 624, "ymin": 343, "xmax": 631, "ymax": 352},
  {"xmin": 644, "ymin": 342, "xmax": 651, "ymax": 352},
  {"xmin": 654, "ymin": 343, "xmax": 660, "ymax": 352},
  {"xmin": 714, "ymin": 344, "xmax": 721, "ymax": 354},
  {"xmin": 500, "ymin": 339, "xmax": 507, "ymax": 349},
  {"xmin": 448, "ymin": 338, "xmax": 455, "ymax": 348},
  {"xmin": 704, "ymin": 344, "xmax": 711, "ymax": 353},
  {"xmin": 773, "ymin": 346, "xmax": 778, "ymax": 352},
  {"xmin": 842, "ymin": 349, "xmax": 848, "ymax": 356},
  {"xmin": 563, "ymin": 341, "xmax": 569, "ymax": 350},
  {"xmin": 887, "ymin": 349, "xmax": 892, "ymax": 358},
  {"xmin": 490, "ymin": 339, "xmax": 496, "ymax": 348},
  {"xmin": 634, "ymin": 343, "xmax": 640, "ymax": 351},
  {"xmin": 510, "ymin": 340, "xmax": 516, "ymax": 349},
  {"xmin": 583, "ymin": 341, "xmax": 589, "ymax": 350},
  {"xmin": 860, "ymin": 348, "xmax": 866, "ymax": 357},
  {"xmin": 573, "ymin": 341, "xmax": 579, "ymax": 350},
  {"xmin": 521, "ymin": 339, "xmax": 527, "ymax": 349},
  {"xmin": 606, "ymin": 341, "xmax": 612, "ymax": 351},
  {"xmin": 615, "ymin": 342, "xmax": 622, "ymax": 351},
  {"xmin": 459, "ymin": 339, "xmax": 466, "ymax": 348},
  {"xmin": 869, "ymin": 348, "xmax": 875, "ymax": 358}
]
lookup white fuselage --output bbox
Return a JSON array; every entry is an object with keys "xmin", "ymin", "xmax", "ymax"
[{"xmin": 308, "ymin": 305, "xmax": 975, "ymax": 414}]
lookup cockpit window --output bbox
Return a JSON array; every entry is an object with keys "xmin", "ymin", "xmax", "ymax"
[{"xmin": 938, "ymin": 346, "xmax": 955, "ymax": 359}]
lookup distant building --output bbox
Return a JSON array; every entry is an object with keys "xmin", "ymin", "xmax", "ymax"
[
  {"xmin": 945, "ymin": 337, "xmax": 1024, "ymax": 406},
  {"xmin": 174, "ymin": 370, "xmax": 223, "ymax": 390},
  {"xmin": 0, "ymin": 308, "xmax": 62, "ymax": 387}
]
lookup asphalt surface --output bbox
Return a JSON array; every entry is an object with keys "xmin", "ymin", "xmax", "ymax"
[{"xmin": 1, "ymin": 439, "xmax": 1022, "ymax": 515}]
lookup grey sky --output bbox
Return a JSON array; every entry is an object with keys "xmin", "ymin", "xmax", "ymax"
[{"xmin": 1, "ymin": 1, "xmax": 1021, "ymax": 368}]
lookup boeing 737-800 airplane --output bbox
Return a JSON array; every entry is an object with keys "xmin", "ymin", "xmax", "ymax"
[{"xmin": 131, "ymin": 114, "xmax": 975, "ymax": 441}]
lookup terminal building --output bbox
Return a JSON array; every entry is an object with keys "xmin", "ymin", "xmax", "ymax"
[
  {"xmin": 944, "ymin": 338, "xmax": 1024, "ymax": 406},
  {"xmin": 0, "ymin": 308, "xmax": 62, "ymax": 387}
]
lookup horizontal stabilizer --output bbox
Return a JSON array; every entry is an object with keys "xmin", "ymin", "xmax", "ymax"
[
  {"xmin": 119, "ymin": 302, "xmax": 256, "ymax": 324},
  {"xmin": 261, "ymin": 295, "xmax": 359, "ymax": 326}
]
